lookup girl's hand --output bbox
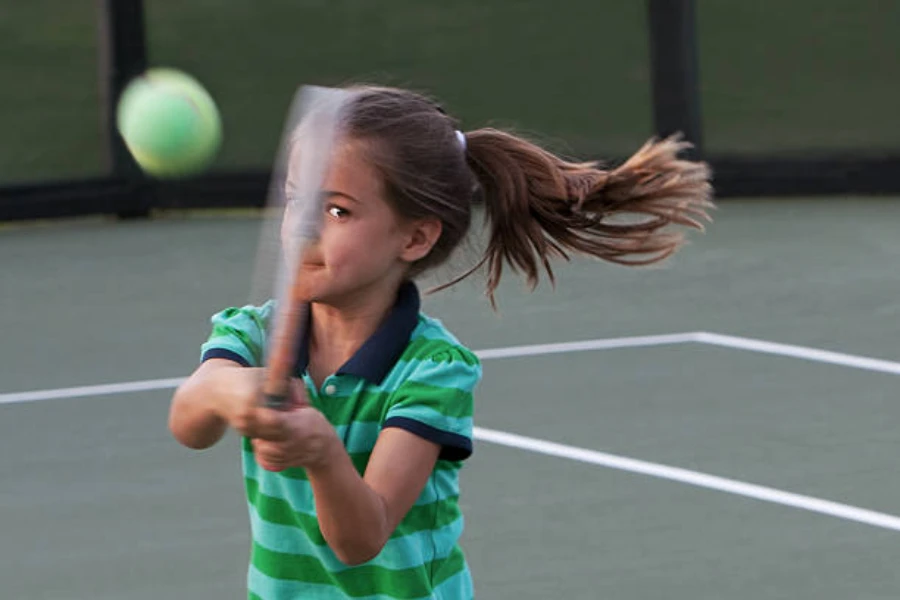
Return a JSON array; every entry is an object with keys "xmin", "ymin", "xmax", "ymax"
[
  {"xmin": 206, "ymin": 366, "xmax": 268, "ymax": 437},
  {"xmin": 250, "ymin": 379, "xmax": 341, "ymax": 472},
  {"xmin": 169, "ymin": 359, "xmax": 265, "ymax": 449},
  {"xmin": 211, "ymin": 366, "xmax": 308, "ymax": 440}
]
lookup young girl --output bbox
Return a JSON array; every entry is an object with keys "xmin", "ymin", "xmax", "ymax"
[{"xmin": 168, "ymin": 85, "xmax": 713, "ymax": 600}]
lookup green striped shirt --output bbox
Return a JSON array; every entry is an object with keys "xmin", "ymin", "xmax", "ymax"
[{"xmin": 200, "ymin": 283, "xmax": 479, "ymax": 599}]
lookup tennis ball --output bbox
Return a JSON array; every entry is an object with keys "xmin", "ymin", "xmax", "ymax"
[{"xmin": 116, "ymin": 68, "xmax": 222, "ymax": 178}]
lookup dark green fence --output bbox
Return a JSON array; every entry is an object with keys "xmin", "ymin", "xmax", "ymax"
[{"xmin": 1, "ymin": 0, "xmax": 898, "ymax": 220}]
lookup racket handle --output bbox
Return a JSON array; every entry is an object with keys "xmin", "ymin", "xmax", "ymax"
[
  {"xmin": 262, "ymin": 300, "xmax": 309, "ymax": 410},
  {"xmin": 264, "ymin": 392, "xmax": 290, "ymax": 410},
  {"xmin": 261, "ymin": 374, "xmax": 290, "ymax": 409}
]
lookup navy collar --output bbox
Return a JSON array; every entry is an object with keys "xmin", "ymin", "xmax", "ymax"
[{"xmin": 293, "ymin": 281, "xmax": 420, "ymax": 384}]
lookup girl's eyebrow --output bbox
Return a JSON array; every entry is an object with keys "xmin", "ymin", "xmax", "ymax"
[{"xmin": 320, "ymin": 190, "xmax": 360, "ymax": 204}]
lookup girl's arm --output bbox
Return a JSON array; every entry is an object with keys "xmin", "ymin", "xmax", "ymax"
[
  {"xmin": 168, "ymin": 358, "xmax": 261, "ymax": 449},
  {"xmin": 305, "ymin": 427, "xmax": 441, "ymax": 565}
]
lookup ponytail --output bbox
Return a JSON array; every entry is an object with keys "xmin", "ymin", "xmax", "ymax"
[{"xmin": 446, "ymin": 128, "xmax": 713, "ymax": 305}]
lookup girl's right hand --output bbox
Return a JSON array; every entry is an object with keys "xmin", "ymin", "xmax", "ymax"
[
  {"xmin": 170, "ymin": 358, "xmax": 298, "ymax": 448},
  {"xmin": 170, "ymin": 358, "xmax": 262, "ymax": 449},
  {"xmin": 208, "ymin": 363, "xmax": 270, "ymax": 437}
]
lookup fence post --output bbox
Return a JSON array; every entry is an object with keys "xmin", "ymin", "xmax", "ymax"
[
  {"xmin": 647, "ymin": 0, "xmax": 703, "ymax": 158},
  {"xmin": 96, "ymin": 0, "xmax": 151, "ymax": 218}
]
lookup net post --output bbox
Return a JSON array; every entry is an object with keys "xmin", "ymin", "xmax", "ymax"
[
  {"xmin": 96, "ymin": 0, "xmax": 152, "ymax": 218},
  {"xmin": 647, "ymin": 0, "xmax": 704, "ymax": 159}
]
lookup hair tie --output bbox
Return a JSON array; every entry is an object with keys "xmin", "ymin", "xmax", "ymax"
[{"xmin": 455, "ymin": 130, "xmax": 467, "ymax": 152}]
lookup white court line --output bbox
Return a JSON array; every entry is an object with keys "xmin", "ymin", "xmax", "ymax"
[
  {"xmin": 474, "ymin": 427, "xmax": 900, "ymax": 533},
  {"xmin": 0, "ymin": 377, "xmax": 188, "ymax": 405},
  {"xmin": 3, "ymin": 331, "xmax": 900, "ymax": 533},
  {"xmin": 694, "ymin": 331, "xmax": 900, "ymax": 376},
  {"xmin": 473, "ymin": 332, "xmax": 697, "ymax": 360},
  {"xmin": 8, "ymin": 329, "xmax": 898, "ymax": 405},
  {"xmin": 0, "ymin": 333, "xmax": 695, "ymax": 405}
]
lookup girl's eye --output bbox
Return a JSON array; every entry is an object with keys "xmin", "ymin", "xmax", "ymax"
[{"xmin": 327, "ymin": 205, "xmax": 349, "ymax": 219}]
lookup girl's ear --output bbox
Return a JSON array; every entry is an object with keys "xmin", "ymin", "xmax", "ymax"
[{"xmin": 400, "ymin": 216, "xmax": 443, "ymax": 263}]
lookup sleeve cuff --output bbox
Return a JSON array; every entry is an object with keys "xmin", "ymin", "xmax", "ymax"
[
  {"xmin": 383, "ymin": 416, "xmax": 473, "ymax": 461},
  {"xmin": 201, "ymin": 348, "xmax": 251, "ymax": 367}
]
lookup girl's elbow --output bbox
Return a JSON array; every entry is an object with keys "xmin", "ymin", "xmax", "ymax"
[
  {"xmin": 332, "ymin": 537, "xmax": 387, "ymax": 566},
  {"xmin": 170, "ymin": 424, "xmax": 217, "ymax": 450},
  {"xmin": 168, "ymin": 413, "xmax": 224, "ymax": 449},
  {"xmin": 168, "ymin": 387, "xmax": 223, "ymax": 449},
  {"xmin": 168, "ymin": 413, "xmax": 210, "ymax": 449}
]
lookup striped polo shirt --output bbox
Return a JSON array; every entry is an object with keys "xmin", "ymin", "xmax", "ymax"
[{"xmin": 199, "ymin": 282, "xmax": 480, "ymax": 600}]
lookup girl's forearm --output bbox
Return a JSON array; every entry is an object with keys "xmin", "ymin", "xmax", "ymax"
[
  {"xmin": 168, "ymin": 363, "xmax": 231, "ymax": 449},
  {"xmin": 306, "ymin": 441, "xmax": 391, "ymax": 565}
]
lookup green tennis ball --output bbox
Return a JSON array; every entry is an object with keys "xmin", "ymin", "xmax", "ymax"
[{"xmin": 116, "ymin": 68, "xmax": 222, "ymax": 178}]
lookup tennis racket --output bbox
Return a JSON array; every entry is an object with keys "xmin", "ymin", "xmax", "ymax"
[{"xmin": 252, "ymin": 85, "xmax": 355, "ymax": 409}]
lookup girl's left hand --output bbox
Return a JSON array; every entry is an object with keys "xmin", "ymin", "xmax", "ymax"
[{"xmin": 251, "ymin": 380, "xmax": 340, "ymax": 472}]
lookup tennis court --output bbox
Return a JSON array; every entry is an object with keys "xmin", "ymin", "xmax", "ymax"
[{"xmin": 2, "ymin": 196, "xmax": 899, "ymax": 599}]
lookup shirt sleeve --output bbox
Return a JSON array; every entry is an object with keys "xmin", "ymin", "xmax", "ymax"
[
  {"xmin": 383, "ymin": 345, "xmax": 481, "ymax": 461},
  {"xmin": 199, "ymin": 302, "xmax": 273, "ymax": 368}
]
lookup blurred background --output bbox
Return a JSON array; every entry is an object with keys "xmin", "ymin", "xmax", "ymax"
[
  {"xmin": 2, "ymin": 0, "xmax": 898, "ymax": 213},
  {"xmin": 2, "ymin": 2, "xmax": 899, "ymax": 599}
]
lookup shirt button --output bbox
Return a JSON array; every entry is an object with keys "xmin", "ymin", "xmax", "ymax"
[{"xmin": 324, "ymin": 384, "xmax": 337, "ymax": 396}]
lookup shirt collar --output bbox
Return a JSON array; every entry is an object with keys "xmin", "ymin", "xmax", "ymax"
[{"xmin": 294, "ymin": 281, "xmax": 420, "ymax": 384}]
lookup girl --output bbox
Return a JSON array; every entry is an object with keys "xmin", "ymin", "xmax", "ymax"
[{"xmin": 168, "ymin": 85, "xmax": 713, "ymax": 600}]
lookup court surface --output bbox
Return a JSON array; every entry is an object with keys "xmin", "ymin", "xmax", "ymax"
[{"xmin": 2, "ymin": 196, "xmax": 899, "ymax": 599}]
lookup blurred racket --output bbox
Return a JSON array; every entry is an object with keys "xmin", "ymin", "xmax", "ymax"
[{"xmin": 249, "ymin": 85, "xmax": 355, "ymax": 409}]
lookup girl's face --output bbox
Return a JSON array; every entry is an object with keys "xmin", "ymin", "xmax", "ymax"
[{"xmin": 282, "ymin": 140, "xmax": 438, "ymax": 306}]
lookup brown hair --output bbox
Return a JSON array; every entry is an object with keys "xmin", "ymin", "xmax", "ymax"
[{"xmin": 342, "ymin": 85, "xmax": 714, "ymax": 305}]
